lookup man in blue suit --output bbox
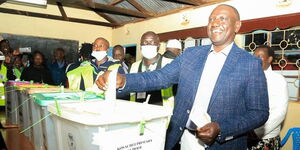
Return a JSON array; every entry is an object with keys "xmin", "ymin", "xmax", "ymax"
[{"xmin": 96, "ymin": 4, "xmax": 269, "ymax": 150}]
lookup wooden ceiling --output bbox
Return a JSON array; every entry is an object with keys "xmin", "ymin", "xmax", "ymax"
[{"xmin": 0, "ymin": 0, "xmax": 228, "ymax": 27}]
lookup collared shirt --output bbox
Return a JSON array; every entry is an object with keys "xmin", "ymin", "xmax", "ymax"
[
  {"xmin": 91, "ymin": 56, "xmax": 114, "ymax": 73},
  {"xmin": 186, "ymin": 42, "xmax": 233, "ymax": 128},
  {"xmin": 91, "ymin": 56, "xmax": 125, "ymax": 74},
  {"xmin": 254, "ymin": 66, "xmax": 288, "ymax": 139},
  {"xmin": 183, "ymin": 43, "xmax": 233, "ymax": 149},
  {"xmin": 121, "ymin": 62, "xmax": 129, "ymax": 74},
  {"xmin": 141, "ymin": 55, "xmax": 161, "ymax": 72}
]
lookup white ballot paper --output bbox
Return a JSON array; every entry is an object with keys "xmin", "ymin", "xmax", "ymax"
[
  {"xmin": 105, "ymin": 69, "xmax": 117, "ymax": 101},
  {"xmin": 181, "ymin": 110, "xmax": 211, "ymax": 150}
]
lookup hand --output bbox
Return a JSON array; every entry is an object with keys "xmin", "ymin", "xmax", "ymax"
[
  {"xmin": 196, "ymin": 122, "xmax": 220, "ymax": 145},
  {"xmin": 96, "ymin": 71, "xmax": 126, "ymax": 90}
]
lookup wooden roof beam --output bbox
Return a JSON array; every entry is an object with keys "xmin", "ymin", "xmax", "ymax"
[
  {"xmin": 56, "ymin": 2, "xmax": 69, "ymax": 21},
  {"xmin": 0, "ymin": 7, "xmax": 116, "ymax": 27},
  {"xmin": 94, "ymin": 11, "xmax": 118, "ymax": 24},
  {"xmin": 164, "ymin": 0, "xmax": 200, "ymax": 6},
  {"xmin": 67, "ymin": 0, "xmax": 151, "ymax": 18},
  {"xmin": 108, "ymin": 0, "xmax": 124, "ymax": 5},
  {"xmin": 126, "ymin": 0, "xmax": 153, "ymax": 16}
]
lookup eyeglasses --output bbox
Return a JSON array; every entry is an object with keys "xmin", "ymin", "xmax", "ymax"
[{"xmin": 92, "ymin": 43, "xmax": 105, "ymax": 48}]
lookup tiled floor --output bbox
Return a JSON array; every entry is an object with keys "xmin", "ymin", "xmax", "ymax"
[{"xmin": 0, "ymin": 107, "xmax": 34, "ymax": 150}]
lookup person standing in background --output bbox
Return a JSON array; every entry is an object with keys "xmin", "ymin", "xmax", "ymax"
[
  {"xmin": 248, "ymin": 45, "xmax": 288, "ymax": 150},
  {"xmin": 12, "ymin": 55, "xmax": 24, "ymax": 80},
  {"xmin": 21, "ymin": 51, "xmax": 53, "ymax": 84},
  {"xmin": 47, "ymin": 48, "xmax": 68, "ymax": 85},
  {"xmin": 66, "ymin": 43, "xmax": 95, "ymax": 91},
  {"xmin": 91, "ymin": 37, "xmax": 124, "ymax": 74},
  {"xmin": 162, "ymin": 39, "xmax": 182, "ymax": 96},
  {"xmin": 112, "ymin": 45, "xmax": 129, "ymax": 74},
  {"xmin": 163, "ymin": 39, "xmax": 182, "ymax": 59},
  {"xmin": 129, "ymin": 31, "xmax": 175, "ymax": 108}
]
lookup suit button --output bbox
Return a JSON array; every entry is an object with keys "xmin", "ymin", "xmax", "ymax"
[
  {"xmin": 179, "ymin": 127, "xmax": 183, "ymax": 131},
  {"xmin": 187, "ymin": 110, "xmax": 190, "ymax": 114}
]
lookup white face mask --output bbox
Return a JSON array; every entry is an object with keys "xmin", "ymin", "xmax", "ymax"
[
  {"xmin": 141, "ymin": 45, "xmax": 158, "ymax": 59},
  {"xmin": 91, "ymin": 51, "xmax": 107, "ymax": 61}
]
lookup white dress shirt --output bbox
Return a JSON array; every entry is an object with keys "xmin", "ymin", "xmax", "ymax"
[
  {"xmin": 254, "ymin": 66, "xmax": 288, "ymax": 139},
  {"xmin": 188, "ymin": 42, "xmax": 233, "ymax": 125},
  {"xmin": 181, "ymin": 43, "xmax": 233, "ymax": 150}
]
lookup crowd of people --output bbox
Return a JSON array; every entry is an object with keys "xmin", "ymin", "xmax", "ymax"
[
  {"xmin": 0, "ymin": 4, "xmax": 290, "ymax": 150},
  {"xmin": 0, "ymin": 34, "xmax": 182, "ymax": 101}
]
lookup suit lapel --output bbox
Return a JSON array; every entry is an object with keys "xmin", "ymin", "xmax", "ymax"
[
  {"xmin": 207, "ymin": 44, "xmax": 242, "ymax": 112},
  {"xmin": 188, "ymin": 46, "xmax": 211, "ymax": 106}
]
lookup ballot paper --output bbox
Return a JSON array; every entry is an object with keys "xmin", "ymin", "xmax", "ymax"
[
  {"xmin": 181, "ymin": 111, "xmax": 211, "ymax": 150},
  {"xmin": 105, "ymin": 69, "xmax": 117, "ymax": 101}
]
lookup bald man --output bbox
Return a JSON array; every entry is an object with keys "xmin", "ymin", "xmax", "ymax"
[
  {"xmin": 96, "ymin": 4, "xmax": 268, "ymax": 150},
  {"xmin": 91, "ymin": 37, "xmax": 125, "ymax": 74}
]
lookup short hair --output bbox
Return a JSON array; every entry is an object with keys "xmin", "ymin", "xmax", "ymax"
[
  {"xmin": 215, "ymin": 4, "xmax": 240, "ymax": 21},
  {"xmin": 31, "ymin": 51, "xmax": 46, "ymax": 66},
  {"xmin": 113, "ymin": 45, "xmax": 124, "ymax": 53},
  {"xmin": 55, "ymin": 48, "xmax": 65, "ymax": 53},
  {"xmin": 256, "ymin": 45, "xmax": 275, "ymax": 59},
  {"xmin": 141, "ymin": 31, "xmax": 160, "ymax": 42},
  {"xmin": 33, "ymin": 51, "xmax": 45, "ymax": 59},
  {"xmin": 79, "ymin": 43, "xmax": 92, "ymax": 59}
]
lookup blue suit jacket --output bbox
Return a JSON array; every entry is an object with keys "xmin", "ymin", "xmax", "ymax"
[{"xmin": 123, "ymin": 44, "xmax": 269, "ymax": 150}]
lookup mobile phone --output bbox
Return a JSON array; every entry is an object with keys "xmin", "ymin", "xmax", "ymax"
[{"xmin": 19, "ymin": 47, "xmax": 31, "ymax": 53}]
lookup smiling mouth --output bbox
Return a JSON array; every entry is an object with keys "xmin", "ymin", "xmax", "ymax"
[{"xmin": 212, "ymin": 29, "xmax": 223, "ymax": 33}]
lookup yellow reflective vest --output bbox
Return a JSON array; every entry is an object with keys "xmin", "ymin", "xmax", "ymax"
[
  {"xmin": 67, "ymin": 61, "xmax": 95, "ymax": 90},
  {"xmin": 0, "ymin": 63, "xmax": 7, "ymax": 83},
  {"xmin": 0, "ymin": 63, "xmax": 7, "ymax": 106},
  {"xmin": 129, "ymin": 56, "xmax": 174, "ymax": 110},
  {"xmin": 13, "ymin": 67, "xmax": 22, "ymax": 80}
]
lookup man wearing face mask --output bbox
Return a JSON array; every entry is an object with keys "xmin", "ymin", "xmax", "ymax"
[
  {"xmin": 129, "ymin": 31, "xmax": 174, "ymax": 109},
  {"xmin": 91, "ymin": 37, "xmax": 125, "ymax": 74}
]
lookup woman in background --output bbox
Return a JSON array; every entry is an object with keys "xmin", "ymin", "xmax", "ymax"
[{"xmin": 21, "ymin": 51, "xmax": 53, "ymax": 84}]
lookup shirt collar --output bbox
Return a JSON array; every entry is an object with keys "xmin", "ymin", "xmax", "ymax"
[
  {"xmin": 210, "ymin": 42, "xmax": 234, "ymax": 56},
  {"xmin": 264, "ymin": 66, "xmax": 273, "ymax": 73}
]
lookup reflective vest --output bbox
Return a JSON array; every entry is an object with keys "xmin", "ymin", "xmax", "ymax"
[
  {"xmin": 0, "ymin": 64, "xmax": 7, "ymax": 83},
  {"xmin": 67, "ymin": 61, "xmax": 95, "ymax": 90},
  {"xmin": 0, "ymin": 64, "xmax": 7, "ymax": 105},
  {"xmin": 13, "ymin": 67, "xmax": 22, "ymax": 80},
  {"xmin": 129, "ymin": 56, "xmax": 174, "ymax": 110}
]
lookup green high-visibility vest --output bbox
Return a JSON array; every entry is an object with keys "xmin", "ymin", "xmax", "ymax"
[
  {"xmin": 13, "ymin": 67, "xmax": 22, "ymax": 79},
  {"xmin": 129, "ymin": 56, "xmax": 174, "ymax": 110},
  {"xmin": 67, "ymin": 61, "xmax": 95, "ymax": 90},
  {"xmin": 0, "ymin": 63, "xmax": 7, "ymax": 106},
  {"xmin": 0, "ymin": 64, "xmax": 7, "ymax": 83}
]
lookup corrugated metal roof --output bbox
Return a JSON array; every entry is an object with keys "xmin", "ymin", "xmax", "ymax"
[
  {"xmin": 115, "ymin": 1, "xmax": 139, "ymax": 11},
  {"xmin": 93, "ymin": 0, "xmax": 115, "ymax": 4},
  {"xmin": 101, "ymin": 0, "xmax": 187, "ymax": 24},
  {"xmin": 104, "ymin": 13, "xmax": 138, "ymax": 24},
  {"xmin": 136, "ymin": 0, "xmax": 185, "ymax": 14},
  {"xmin": 4, "ymin": 0, "xmax": 227, "ymax": 27}
]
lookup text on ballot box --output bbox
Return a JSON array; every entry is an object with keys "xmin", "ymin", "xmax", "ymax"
[{"xmin": 47, "ymin": 100, "xmax": 172, "ymax": 150}]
